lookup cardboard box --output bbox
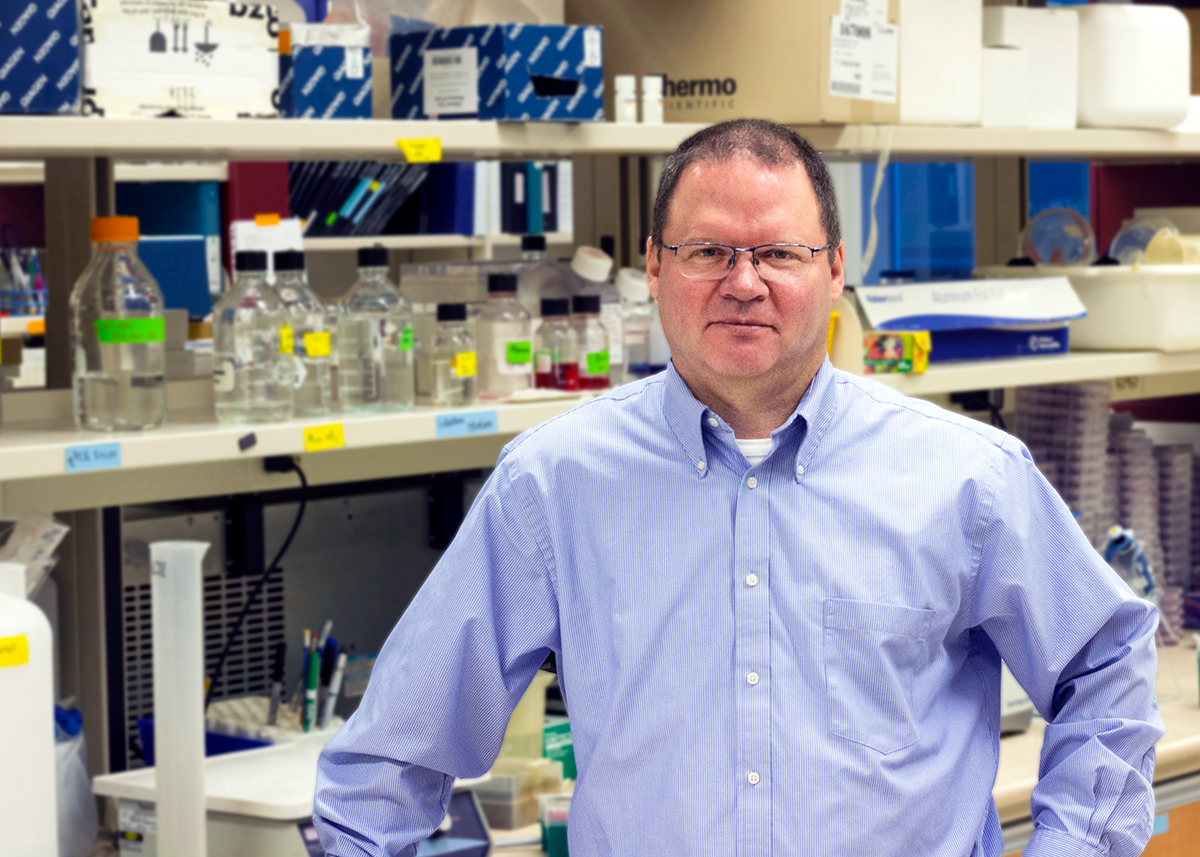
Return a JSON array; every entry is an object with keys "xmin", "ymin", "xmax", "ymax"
[
  {"xmin": 80, "ymin": 0, "xmax": 278, "ymax": 118},
  {"xmin": 0, "ymin": 0, "xmax": 82, "ymax": 114},
  {"xmin": 390, "ymin": 23, "xmax": 604, "ymax": 122},
  {"xmin": 563, "ymin": 0, "xmax": 898, "ymax": 125},
  {"xmin": 279, "ymin": 23, "xmax": 372, "ymax": 119},
  {"xmin": 983, "ymin": 6, "xmax": 1078, "ymax": 130}
]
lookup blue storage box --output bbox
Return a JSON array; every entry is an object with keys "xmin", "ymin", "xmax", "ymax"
[
  {"xmin": 279, "ymin": 24, "xmax": 372, "ymax": 120},
  {"xmin": 856, "ymin": 277, "xmax": 1086, "ymax": 364},
  {"xmin": 0, "ymin": 0, "xmax": 81, "ymax": 114},
  {"xmin": 137, "ymin": 718, "xmax": 270, "ymax": 766},
  {"xmin": 390, "ymin": 23, "xmax": 604, "ymax": 122}
]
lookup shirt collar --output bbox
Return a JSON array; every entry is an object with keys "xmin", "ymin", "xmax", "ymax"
[{"xmin": 662, "ymin": 358, "xmax": 839, "ymax": 479}]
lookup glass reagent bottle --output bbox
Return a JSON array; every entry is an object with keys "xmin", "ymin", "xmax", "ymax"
[
  {"xmin": 273, "ymin": 250, "xmax": 331, "ymax": 417},
  {"xmin": 337, "ymin": 246, "xmax": 416, "ymax": 412},
  {"xmin": 432, "ymin": 303, "xmax": 478, "ymax": 407}
]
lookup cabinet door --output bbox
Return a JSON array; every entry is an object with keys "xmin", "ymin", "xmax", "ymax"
[{"xmin": 1003, "ymin": 801, "xmax": 1200, "ymax": 857}]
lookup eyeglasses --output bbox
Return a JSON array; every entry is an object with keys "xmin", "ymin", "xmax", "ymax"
[{"xmin": 661, "ymin": 242, "xmax": 831, "ymax": 283}]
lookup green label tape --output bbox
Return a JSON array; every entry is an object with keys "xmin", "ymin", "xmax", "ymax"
[
  {"xmin": 586, "ymin": 350, "xmax": 610, "ymax": 375},
  {"xmin": 506, "ymin": 340, "xmax": 532, "ymax": 364},
  {"xmin": 94, "ymin": 318, "xmax": 165, "ymax": 345},
  {"xmin": 399, "ymin": 326, "xmax": 414, "ymax": 351}
]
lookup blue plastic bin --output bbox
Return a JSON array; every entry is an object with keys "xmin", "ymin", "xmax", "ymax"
[{"xmin": 136, "ymin": 718, "xmax": 270, "ymax": 767}]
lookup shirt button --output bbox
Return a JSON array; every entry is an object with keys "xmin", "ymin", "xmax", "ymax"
[
  {"xmin": 707, "ymin": 417, "xmax": 719, "ymax": 428},
  {"xmin": 747, "ymin": 672, "xmax": 759, "ymax": 686},
  {"xmin": 696, "ymin": 461, "xmax": 706, "ymax": 471},
  {"xmin": 746, "ymin": 573, "xmax": 758, "ymax": 587},
  {"xmin": 746, "ymin": 476, "xmax": 757, "ymax": 489},
  {"xmin": 748, "ymin": 772, "xmax": 760, "ymax": 785},
  {"xmin": 796, "ymin": 464, "xmax": 805, "ymax": 476}
]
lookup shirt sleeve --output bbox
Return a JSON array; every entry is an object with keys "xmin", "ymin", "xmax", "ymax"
[
  {"xmin": 970, "ymin": 435, "xmax": 1165, "ymax": 857},
  {"xmin": 312, "ymin": 450, "xmax": 561, "ymax": 856}
]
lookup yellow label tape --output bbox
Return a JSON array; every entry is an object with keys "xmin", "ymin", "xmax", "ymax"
[
  {"xmin": 0, "ymin": 635, "xmax": 29, "ymax": 668},
  {"xmin": 303, "ymin": 423, "xmax": 345, "ymax": 453},
  {"xmin": 304, "ymin": 331, "xmax": 331, "ymax": 358},
  {"xmin": 397, "ymin": 138, "xmax": 443, "ymax": 163},
  {"xmin": 453, "ymin": 351, "xmax": 477, "ymax": 378},
  {"xmin": 280, "ymin": 325, "xmax": 294, "ymax": 355},
  {"xmin": 255, "ymin": 213, "xmax": 282, "ymax": 226}
]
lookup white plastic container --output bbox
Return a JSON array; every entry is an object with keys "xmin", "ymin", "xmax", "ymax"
[
  {"xmin": 613, "ymin": 75, "xmax": 637, "ymax": 123},
  {"xmin": 983, "ymin": 7, "xmax": 1078, "ymax": 129},
  {"xmin": 899, "ymin": 0, "xmax": 982, "ymax": 126},
  {"xmin": 1076, "ymin": 4, "xmax": 1191, "ymax": 130},
  {"xmin": 981, "ymin": 46, "xmax": 1030, "ymax": 128},
  {"xmin": 0, "ymin": 562, "xmax": 57, "ymax": 856},
  {"xmin": 976, "ymin": 264, "xmax": 1200, "ymax": 352}
]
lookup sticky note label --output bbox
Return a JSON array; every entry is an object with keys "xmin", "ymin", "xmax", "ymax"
[
  {"xmin": 65, "ymin": 443, "xmax": 122, "ymax": 473},
  {"xmin": 397, "ymin": 138, "xmax": 443, "ymax": 163},
  {"xmin": 586, "ymin": 350, "xmax": 610, "ymax": 375},
  {"xmin": 95, "ymin": 318, "xmax": 165, "ymax": 345},
  {"xmin": 436, "ymin": 410, "xmax": 498, "ymax": 438},
  {"xmin": 399, "ymin": 326, "xmax": 414, "ymax": 352},
  {"xmin": 1153, "ymin": 813, "xmax": 1169, "ymax": 836},
  {"xmin": 303, "ymin": 424, "xmax": 345, "ymax": 452},
  {"xmin": 452, "ymin": 351, "xmax": 477, "ymax": 377},
  {"xmin": 506, "ymin": 341, "xmax": 532, "ymax": 364},
  {"xmin": 0, "ymin": 635, "xmax": 29, "ymax": 668},
  {"xmin": 280, "ymin": 326, "xmax": 294, "ymax": 355},
  {"xmin": 303, "ymin": 331, "xmax": 331, "ymax": 358},
  {"xmin": 255, "ymin": 213, "xmax": 282, "ymax": 226}
]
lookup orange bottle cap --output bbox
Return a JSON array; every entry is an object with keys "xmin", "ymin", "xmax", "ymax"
[{"xmin": 91, "ymin": 216, "xmax": 140, "ymax": 243}]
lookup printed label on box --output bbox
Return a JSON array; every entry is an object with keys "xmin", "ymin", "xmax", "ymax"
[
  {"xmin": 829, "ymin": 16, "xmax": 897, "ymax": 104},
  {"xmin": 436, "ymin": 410, "xmax": 499, "ymax": 439},
  {"xmin": 344, "ymin": 45, "xmax": 364, "ymax": 79},
  {"xmin": 65, "ymin": 442, "xmax": 122, "ymax": 473},
  {"xmin": 423, "ymin": 46, "xmax": 478, "ymax": 117},
  {"xmin": 583, "ymin": 28, "xmax": 602, "ymax": 68}
]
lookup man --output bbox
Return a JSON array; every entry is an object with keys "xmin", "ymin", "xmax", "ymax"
[{"xmin": 314, "ymin": 120, "xmax": 1163, "ymax": 857}]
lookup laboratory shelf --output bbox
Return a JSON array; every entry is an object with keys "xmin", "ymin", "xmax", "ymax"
[
  {"xmin": 303, "ymin": 231, "xmax": 574, "ymax": 252},
  {"xmin": 0, "ymin": 160, "xmax": 229, "ymax": 185},
  {"xmin": 7, "ymin": 116, "xmax": 1200, "ymax": 161},
  {"xmin": 870, "ymin": 350, "xmax": 1200, "ymax": 399}
]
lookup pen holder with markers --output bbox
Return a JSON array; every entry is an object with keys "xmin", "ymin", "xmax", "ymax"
[{"xmin": 204, "ymin": 696, "xmax": 345, "ymax": 746}]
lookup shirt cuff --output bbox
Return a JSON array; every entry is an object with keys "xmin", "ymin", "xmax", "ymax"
[{"xmin": 1021, "ymin": 827, "xmax": 1107, "ymax": 857}]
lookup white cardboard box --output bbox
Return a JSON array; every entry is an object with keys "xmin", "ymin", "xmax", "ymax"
[
  {"xmin": 82, "ymin": 0, "xmax": 279, "ymax": 119},
  {"xmin": 899, "ymin": 0, "xmax": 981, "ymax": 126},
  {"xmin": 983, "ymin": 6, "xmax": 1078, "ymax": 130},
  {"xmin": 981, "ymin": 46, "xmax": 1029, "ymax": 128}
]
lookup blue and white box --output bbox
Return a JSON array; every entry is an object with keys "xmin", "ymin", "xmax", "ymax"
[
  {"xmin": 0, "ymin": 0, "xmax": 81, "ymax": 114},
  {"xmin": 280, "ymin": 23, "xmax": 372, "ymax": 119},
  {"xmin": 390, "ymin": 23, "xmax": 604, "ymax": 122},
  {"xmin": 856, "ymin": 277, "xmax": 1087, "ymax": 363}
]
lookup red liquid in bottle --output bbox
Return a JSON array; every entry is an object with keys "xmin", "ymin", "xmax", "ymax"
[
  {"xmin": 579, "ymin": 375, "xmax": 610, "ymax": 391},
  {"xmin": 559, "ymin": 362, "xmax": 580, "ymax": 392},
  {"xmin": 535, "ymin": 371, "xmax": 558, "ymax": 389}
]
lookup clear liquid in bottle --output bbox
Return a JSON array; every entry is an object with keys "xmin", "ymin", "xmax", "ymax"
[
  {"xmin": 273, "ymin": 251, "xmax": 331, "ymax": 417},
  {"xmin": 336, "ymin": 248, "xmax": 415, "ymax": 412}
]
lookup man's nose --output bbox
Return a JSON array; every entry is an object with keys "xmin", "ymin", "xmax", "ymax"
[{"xmin": 719, "ymin": 250, "xmax": 769, "ymax": 301}]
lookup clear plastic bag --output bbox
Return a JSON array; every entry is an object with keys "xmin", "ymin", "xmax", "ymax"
[{"xmin": 55, "ymin": 725, "xmax": 99, "ymax": 857}]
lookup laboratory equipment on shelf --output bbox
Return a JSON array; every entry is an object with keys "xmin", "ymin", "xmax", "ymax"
[
  {"xmin": 616, "ymin": 267, "xmax": 654, "ymax": 382},
  {"xmin": 1107, "ymin": 215, "xmax": 1178, "ymax": 266},
  {"xmin": 1018, "ymin": 208, "xmax": 1097, "ymax": 266},
  {"xmin": 272, "ymin": 250, "xmax": 331, "ymax": 417},
  {"xmin": 521, "ymin": 233, "xmax": 547, "ymax": 262},
  {"xmin": 477, "ymin": 273, "xmax": 533, "ymax": 400},
  {"xmin": 642, "ymin": 74, "xmax": 664, "ymax": 125},
  {"xmin": 213, "ymin": 251, "xmax": 295, "ymax": 424},
  {"xmin": 535, "ymin": 298, "xmax": 580, "ymax": 391},
  {"xmin": 614, "ymin": 74, "xmax": 638, "ymax": 122},
  {"xmin": 69, "ymin": 216, "xmax": 167, "ymax": 431},
  {"xmin": 337, "ymin": 247, "xmax": 415, "ymax": 413},
  {"xmin": 572, "ymin": 295, "xmax": 611, "ymax": 391},
  {"xmin": 571, "ymin": 247, "xmax": 620, "ymax": 380},
  {"xmin": 432, "ymin": 304, "xmax": 478, "ymax": 407}
]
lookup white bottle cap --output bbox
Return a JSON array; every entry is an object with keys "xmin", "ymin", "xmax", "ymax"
[
  {"xmin": 614, "ymin": 75, "xmax": 637, "ymax": 94},
  {"xmin": 571, "ymin": 246, "xmax": 614, "ymax": 283},
  {"xmin": 641, "ymin": 75, "xmax": 663, "ymax": 96},
  {"xmin": 616, "ymin": 268, "xmax": 650, "ymax": 302}
]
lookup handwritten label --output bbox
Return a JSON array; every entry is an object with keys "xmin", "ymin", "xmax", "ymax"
[
  {"xmin": 65, "ymin": 442, "xmax": 122, "ymax": 473},
  {"xmin": 506, "ymin": 341, "xmax": 532, "ymax": 364},
  {"xmin": 95, "ymin": 318, "xmax": 165, "ymax": 345},
  {"xmin": 396, "ymin": 138, "xmax": 443, "ymax": 163},
  {"xmin": 399, "ymin": 326, "xmax": 415, "ymax": 352},
  {"xmin": 436, "ymin": 410, "xmax": 499, "ymax": 439},
  {"xmin": 586, "ymin": 350, "xmax": 610, "ymax": 375},
  {"xmin": 452, "ymin": 351, "xmax": 477, "ymax": 377},
  {"xmin": 303, "ymin": 331, "xmax": 331, "ymax": 357},
  {"xmin": 280, "ymin": 325, "xmax": 295, "ymax": 355},
  {"xmin": 0, "ymin": 635, "xmax": 29, "ymax": 668},
  {"xmin": 303, "ymin": 423, "xmax": 345, "ymax": 452}
]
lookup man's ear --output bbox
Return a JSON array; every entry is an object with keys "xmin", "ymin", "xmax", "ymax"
[
  {"xmin": 829, "ymin": 241, "xmax": 845, "ymax": 302},
  {"xmin": 646, "ymin": 237, "xmax": 661, "ymax": 301}
]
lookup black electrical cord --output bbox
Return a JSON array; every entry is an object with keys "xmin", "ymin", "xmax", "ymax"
[{"xmin": 205, "ymin": 459, "xmax": 308, "ymax": 711}]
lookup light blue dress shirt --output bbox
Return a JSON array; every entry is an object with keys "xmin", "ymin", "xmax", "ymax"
[{"xmin": 315, "ymin": 360, "xmax": 1163, "ymax": 857}]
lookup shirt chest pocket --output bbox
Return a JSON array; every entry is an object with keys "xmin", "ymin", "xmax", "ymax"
[{"xmin": 823, "ymin": 598, "xmax": 935, "ymax": 755}]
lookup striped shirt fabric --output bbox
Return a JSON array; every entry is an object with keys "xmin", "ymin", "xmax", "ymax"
[{"xmin": 314, "ymin": 359, "xmax": 1164, "ymax": 857}]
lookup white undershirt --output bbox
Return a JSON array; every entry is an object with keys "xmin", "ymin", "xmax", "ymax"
[{"xmin": 734, "ymin": 437, "xmax": 774, "ymax": 466}]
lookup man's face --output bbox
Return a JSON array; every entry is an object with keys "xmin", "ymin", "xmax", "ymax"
[{"xmin": 646, "ymin": 156, "xmax": 845, "ymax": 391}]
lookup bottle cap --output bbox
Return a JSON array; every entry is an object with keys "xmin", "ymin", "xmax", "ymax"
[
  {"xmin": 488, "ymin": 273, "xmax": 519, "ymax": 293},
  {"xmin": 641, "ymin": 74, "xmax": 664, "ymax": 95},
  {"xmin": 572, "ymin": 294, "xmax": 601, "ymax": 314},
  {"xmin": 274, "ymin": 250, "xmax": 306, "ymax": 272},
  {"xmin": 437, "ymin": 303, "xmax": 467, "ymax": 322},
  {"xmin": 571, "ymin": 246, "xmax": 613, "ymax": 283},
  {"xmin": 358, "ymin": 246, "xmax": 389, "ymax": 268},
  {"xmin": 235, "ymin": 250, "xmax": 268, "ymax": 272},
  {"xmin": 599, "ymin": 235, "xmax": 615, "ymax": 258},
  {"xmin": 91, "ymin": 216, "xmax": 139, "ymax": 243},
  {"xmin": 541, "ymin": 297, "xmax": 570, "ymax": 317},
  {"xmin": 614, "ymin": 74, "xmax": 636, "ymax": 93},
  {"xmin": 521, "ymin": 234, "xmax": 547, "ymax": 253},
  {"xmin": 616, "ymin": 267, "xmax": 650, "ymax": 302}
]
